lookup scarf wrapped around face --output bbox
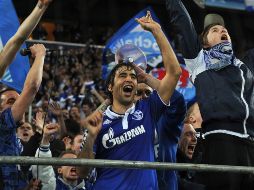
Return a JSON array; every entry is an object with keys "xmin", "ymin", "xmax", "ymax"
[{"xmin": 203, "ymin": 42, "xmax": 242, "ymax": 70}]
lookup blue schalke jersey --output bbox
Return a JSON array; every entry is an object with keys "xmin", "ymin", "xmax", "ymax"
[
  {"xmin": 93, "ymin": 91, "xmax": 168, "ymax": 190},
  {"xmin": 0, "ymin": 108, "xmax": 25, "ymax": 189}
]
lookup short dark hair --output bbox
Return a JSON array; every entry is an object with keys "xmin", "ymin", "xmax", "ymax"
[
  {"xmin": 0, "ymin": 88, "xmax": 17, "ymax": 106},
  {"xmin": 81, "ymin": 98, "xmax": 93, "ymax": 107},
  {"xmin": 200, "ymin": 23, "xmax": 221, "ymax": 48},
  {"xmin": 64, "ymin": 118, "xmax": 81, "ymax": 137},
  {"xmin": 105, "ymin": 63, "xmax": 136, "ymax": 102},
  {"xmin": 0, "ymin": 87, "xmax": 16, "ymax": 96}
]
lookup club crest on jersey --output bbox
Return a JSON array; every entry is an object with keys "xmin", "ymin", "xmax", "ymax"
[
  {"xmin": 132, "ymin": 110, "xmax": 143, "ymax": 120},
  {"xmin": 102, "ymin": 125, "xmax": 146, "ymax": 149}
]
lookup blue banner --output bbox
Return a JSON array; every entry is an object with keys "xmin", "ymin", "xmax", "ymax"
[
  {"xmin": 102, "ymin": 7, "xmax": 162, "ymax": 80},
  {"xmin": 0, "ymin": 0, "xmax": 30, "ymax": 93}
]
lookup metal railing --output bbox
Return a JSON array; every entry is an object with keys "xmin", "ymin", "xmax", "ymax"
[
  {"xmin": 26, "ymin": 39, "xmax": 105, "ymax": 49},
  {"xmin": 1, "ymin": 156, "xmax": 254, "ymax": 174}
]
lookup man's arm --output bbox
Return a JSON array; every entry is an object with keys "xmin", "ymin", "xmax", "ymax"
[
  {"xmin": 32, "ymin": 123, "xmax": 58, "ymax": 190},
  {"xmin": 165, "ymin": 0, "xmax": 201, "ymax": 59},
  {"xmin": 136, "ymin": 11, "xmax": 182, "ymax": 104},
  {"xmin": 0, "ymin": 0, "xmax": 52, "ymax": 78},
  {"xmin": 77, "ymin": 110, "xmax": 103, "ymax": 178},
  {"xmin": 11, "ymin": 44, "xmax": 46, "ymax": 122},
  {"xmin": 91, "ymin": 88, "xmax": 105, "ymax": 104},
  {"xmin": 49, "ymin": 102, "xmax": 67, "ymax": 139}
]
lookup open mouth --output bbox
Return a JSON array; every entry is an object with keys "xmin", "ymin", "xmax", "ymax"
[
  {"xmin": 70, "ymin": 167, "xmax": 77, "ymax": 176},
  {"xmin": 123, "ymin": 85, "xmax": 133, "ymax": 94},
  {"xmin": 221, "ymin": 34, "xmax": 228, "ymax": 41},
  {"xmin": 23, "ymin": 133, "xmax": 29, "ymax": 137},
  {"xmin": 187, "ymin": 144, "xmax": 196, "ymax": 153}
]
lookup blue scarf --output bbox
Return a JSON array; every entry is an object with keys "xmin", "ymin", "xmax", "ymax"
[{"xmin": 203, "ymin": 42, "xmax": 242, "ymax": 70}]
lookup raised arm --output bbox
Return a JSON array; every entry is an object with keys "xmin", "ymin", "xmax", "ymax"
[
  {"xmin": 77, "ymin": 110, "xmax": 103, "ymax": 178},
  {"xmin": 11, "ymin": 44, "xmax": 46, "ymax": 122},
  {"xmin": 91, "ymin": 88, "xmax": 105, "ymax": 104},
  {"xmin": 136, "ymin": 11, "xmax": 182, "ymax": 104},
  {"xmin": 32, "ymin": 123, "xmax": 58, "ymax": 190},
  {"xmin": 165, "ymin": 0, "xmax": 201, "ymax": 59},
  {"xmin": 0, "ymin": 0, "xmax": 52, "ymax": 78},
  {"xmin": 49, "ymin": 101, "xmax": 67, "ymax": 139}
]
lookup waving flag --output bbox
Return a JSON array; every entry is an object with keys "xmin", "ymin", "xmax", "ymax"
[
  {"xmin": 102, "ymin": 7, "xmax": 162, "ymax": 79},
  {"xmin": 0, "ymin": 0, "xmax": 30, "ymax": 93}
]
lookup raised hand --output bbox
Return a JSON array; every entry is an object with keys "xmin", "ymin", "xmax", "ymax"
[
  {"xmin": 135, "ymin": 11, "xmax": 161, "ymax": 33},
  {"xmin": 38, "ymin": 0, "xmax": 53, "ymax": 7},
  {"xmin": 131, "ymin": 63, "xmax": 148, "ymax": 83},
  {"xmin": 49, "ymin": 101, "xmax": 62, "ymax": 116},
  {"xmin": 29, "ymin": 44, "xmax": 46, "ymax": 58},
  {"xmin": 81, "ymin": 110, "xmax": 103, "ymax": 140},
  {"xmin": 43, "ymin": 123, "xmax": 59, "ymax": 137},
  {"xmin": 33, "ymin": 111, "xmax": 46, "ymax": 134},
  {"xmin": 41, "ymin": 123, "xmax": 60, "ymax": 145}
]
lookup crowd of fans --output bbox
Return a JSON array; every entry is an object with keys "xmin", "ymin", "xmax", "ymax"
[{"xmin": 1, "ymin": 0, "xmax": 254, "ymax": 189}]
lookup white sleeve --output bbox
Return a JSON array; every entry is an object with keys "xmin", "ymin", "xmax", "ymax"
[
  {"xmin": 184, "ymin": 49, "xmax": 206, "ymax": 82},
  {"xmin": 31, "ymin": 145, "xmax": 56, "ymax": 190}
]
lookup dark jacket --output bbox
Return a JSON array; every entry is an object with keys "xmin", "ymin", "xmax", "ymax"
[
  {"xmin": 177, "ymin": 149, "xmax": 205, "ymax": 190},
  {"xmin": 56, "ymin": 177, "xmax": 87, "ymax": 190},
  {"xmin": 166, "ymin": 0, "xmax": 254, "ymax": 138}
]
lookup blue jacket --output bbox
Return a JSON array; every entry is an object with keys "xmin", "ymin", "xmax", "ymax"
[{"xmin": 155, "ymin": 90, "xmax": 186, "ymax": 190}]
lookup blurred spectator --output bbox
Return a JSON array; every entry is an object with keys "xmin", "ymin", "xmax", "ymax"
[
  {"xmin": 177, "ymin": 123, "xmax": 205, "ymax": 190},
  {"xmin": 69, "ymin": 105, "xmax": 81, "ymax": 124},
  {"xmin": 80, "ymin": 98, "xmax": 94, "ymax": 119},
  {"xmin": 62, "ymin": 132, "xmax": 84, "ymax": 154},
  {"xmin": 64, "ymin": 118, "xmax": 81, "ymax": 138},
  {"xmin": 178, "ymin": 124, "xmax": 197, "ymax": 161},
  {"xmin": 32, "ymin": 123, "xmax": 90, "ymax": 190},
  {"xmin": 17, "ymin": 122, "xmax": 34, "ymax": 144}
]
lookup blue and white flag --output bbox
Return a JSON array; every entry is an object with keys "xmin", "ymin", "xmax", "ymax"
[
  {"xmin": 0, "ymin": 0, "xmax": 30, "ymax": 93},
  {"xmin": 102, "ymin": 7, "xmax": 162, "ymax": 79}
]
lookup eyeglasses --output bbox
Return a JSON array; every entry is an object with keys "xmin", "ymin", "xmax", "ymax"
[{"xmin": 136, "ymin": 89, "xmax": 152, "ymax": 97}]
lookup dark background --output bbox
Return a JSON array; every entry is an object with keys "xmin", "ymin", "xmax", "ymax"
[{"xmin": 13, "ymin": 0, "xmax": 254, "ymax": 56}]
